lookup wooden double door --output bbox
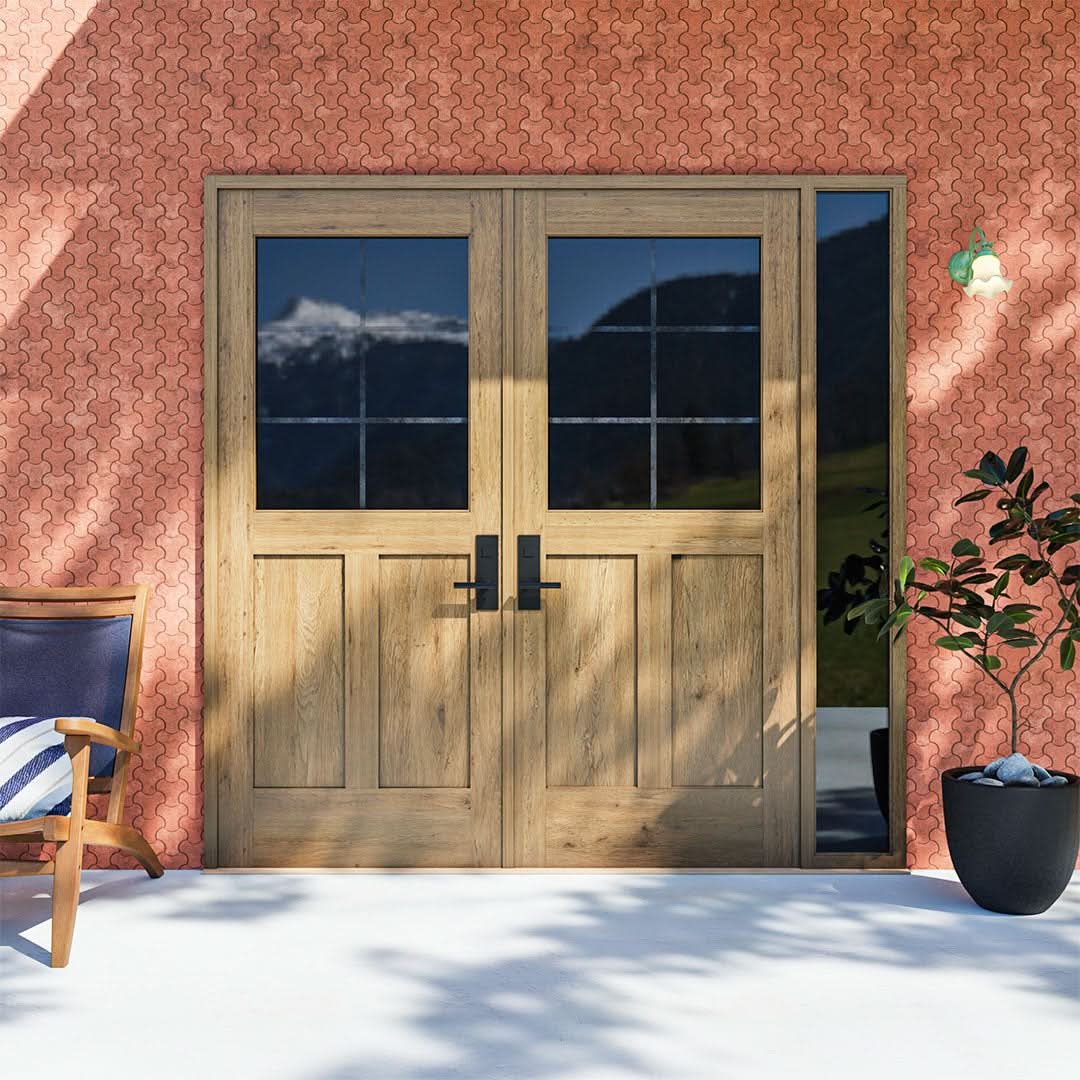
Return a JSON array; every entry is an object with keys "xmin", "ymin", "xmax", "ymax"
[{"xmin": 208, "ymin": 181, "xmax": 799, "ymax": 868}]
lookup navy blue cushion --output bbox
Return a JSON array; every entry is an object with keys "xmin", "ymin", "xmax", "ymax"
[{"xmin": 0, "ymin": 617, "xmax": 132, "ymax": 777}]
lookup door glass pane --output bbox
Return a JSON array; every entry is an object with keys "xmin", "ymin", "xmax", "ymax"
[
  {"xmin": 813, "ymin": 192, "xmax": 892, "ymax": 853},
  {"xmin": 548, "ymin": 238, "xmax": 760, "ymax": 510},
  {"xmin": 256, "ymin": 237, "xmax": 469, "ymax": 509}
]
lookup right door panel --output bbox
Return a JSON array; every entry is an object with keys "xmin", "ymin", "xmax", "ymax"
[{"xmin": 511, "ymin": 189, "xmax": 800, "ymax": 867}]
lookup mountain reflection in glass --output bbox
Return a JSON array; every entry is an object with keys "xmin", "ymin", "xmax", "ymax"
[
  {"xmin": 255, "ymin": 237, "xmax": 469, "ymax": 509},
  {"xmin": 813, "ymin": 193, "xmax": 891, "ymax": 853},
  {"xmin": 548, "ymin": 238, "xmax": 761, "ymax": 510}
]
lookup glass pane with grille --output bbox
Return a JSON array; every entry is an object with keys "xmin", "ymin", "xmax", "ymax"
[
  {"xmin": 255, "ymin": 237, "xmax": 469, "ymax": 509},
  {"xmin": 548, "ymin": 237, "xmax": 761, "ymax": 510}
]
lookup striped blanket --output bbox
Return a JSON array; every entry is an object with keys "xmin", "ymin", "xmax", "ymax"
[{"xmin": 0, "ymin": 716, "xmax": 77, "ymax": 823}]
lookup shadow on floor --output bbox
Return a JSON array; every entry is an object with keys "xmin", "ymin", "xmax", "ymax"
[{"xmin": 309, "ymin": 873, "xmax": 1080, "ymax": 1080}]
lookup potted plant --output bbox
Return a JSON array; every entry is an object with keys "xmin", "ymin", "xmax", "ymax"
[{"xmin": 850, "ymin": 446, "xmax": 1080, "ymax": 914}]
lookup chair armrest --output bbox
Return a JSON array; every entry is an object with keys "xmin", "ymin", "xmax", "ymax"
[{"xmin": 53, "ymin": 717, "xmax": 140, "ymax": 755}]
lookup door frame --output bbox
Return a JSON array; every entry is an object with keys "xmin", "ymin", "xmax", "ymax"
[{"xmin": 204, "ymin": 174, "xmax": 907, "ymax": 870}]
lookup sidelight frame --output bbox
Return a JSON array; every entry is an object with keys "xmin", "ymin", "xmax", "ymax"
[{"xmin": 204, "ymin": 174, "xmax": 907, "ymax": 870}]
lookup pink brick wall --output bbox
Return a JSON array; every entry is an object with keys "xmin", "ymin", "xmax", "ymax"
[{"xmin": 2, "ymin": 0, "xmax": 1077, "ymax": 868}]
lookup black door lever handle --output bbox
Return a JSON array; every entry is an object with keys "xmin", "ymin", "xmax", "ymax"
[
  {"xmin": 456, "ymin": 536, "xmax": 498, "ymax": 611},
  {"xmin": 517, "ymin": 535, "xmax": 561, "ymax": 610}
]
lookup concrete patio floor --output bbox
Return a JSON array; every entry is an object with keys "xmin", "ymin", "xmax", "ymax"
[{"xmin": 2, "ymin": 870, "xmax": 1077, "ymax": 1079}]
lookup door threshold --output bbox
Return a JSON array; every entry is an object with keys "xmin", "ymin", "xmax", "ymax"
[{"xmin": 203, "ymin": 866, "xmax": 911, "ymax": 875}]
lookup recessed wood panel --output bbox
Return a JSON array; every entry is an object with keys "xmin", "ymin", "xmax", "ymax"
[
  {"xmin": 253, "ymin": 789, "xmax": 474, "ymax": 867},
  {"xmin": 253, "ymin": 556, "xmax": 345, "ymax": 788},
  {"xmin": 378, "ymin": 556, "xmax": 470, "ymax": 788},
  {"xmin": 545, "ymin": 556, "xmax": 637, "ymax": 787},
  {"xmin": 672, "ymin": 555, "xmax": 763, "ymax": 787},
  {"xmin": 545, "ymin": 788, "xmax": 764, "ymax": 867}
]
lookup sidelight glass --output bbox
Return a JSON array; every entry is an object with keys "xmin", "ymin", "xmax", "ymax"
[
  {"xmin": 813, "ymin": 192, "xmax": 892, "ymax": 853},
  {"xmin": 255, "ymin": 237, "xmax": 469, "ymax": 509},
  {"xmin": 548, "ymin": 238, "xmax": 761, "ymax": 510}
]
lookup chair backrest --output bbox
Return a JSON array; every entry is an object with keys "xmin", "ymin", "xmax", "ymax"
[{"xmin": 0, "ymin": 586, "xmax": 150, "ymax": 781}]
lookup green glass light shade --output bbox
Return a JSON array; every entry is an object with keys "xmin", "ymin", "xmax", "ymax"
[{"xmin": 948, "ymin": 227, "xmax": 995, "ymax": 286}]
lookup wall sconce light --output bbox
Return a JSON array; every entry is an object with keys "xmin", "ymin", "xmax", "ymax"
[{"xmin": 948, "ymin": 226, "xmax": 1013, "ymax": 299}]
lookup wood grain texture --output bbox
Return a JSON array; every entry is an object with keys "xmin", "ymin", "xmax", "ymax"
[
  {"xmin": 209, "ymin": 187, "xmax": 504, "ymax": 867},
  {"xmin": 544, "ymin": 556, "xmax": 638, "ymax": 787},
  {"xmin": 798, "ymin": 180, "xmax": 820, "ymax": 868},
  {"xmin": 378, "ymin": 556, "xmax": 470, "ymax": 789},
  {"xmin": 252, "ymin": 189, "xmax": 473, "ymax": 234},
  {"xmin": 466, "ymin": 190, "xmax": 505, "ymax": 866},
  {"xmin": 253, "ymin": 556, "xmax": 345, "ymax": 788},
  {"xmin": 345, "ymin": 553, "xmax": 380, "ymax": 789},
  {"xmin": 511, "ymin": 184, "xmax": 802, "ymax": 866},
  {"xmin": 500, "ymin": 187, "xmax": 518, "ymax": 866},
  {"xmin": 637, "ymin": 552, "xmax": 672, "ymax": 789},
  {"xmin": 672, "ymin": 556, "xmax": 763, "ymax": 787},
  {"xmin": 543, "ymin": 190, "xmax": 764, "ymax": 234},
  {"xmin": 215, "ymin": 188, "xmax": 255, "ymax": 866},
  {"xmin": 760, "ymin": 190, "xmax": 801, "ymax": 866},
  {"xmin": 253, "ymin": 789, "xmax": 475, "ymax": 867},
  {"xmin": 544, "ymin": 788, "xmax": 764, "ymax": 868},
  {"xmin": 511, "ymin": 189, "xmax": 548, "ymax": 866},
  {"xmin": 252, "ymin": 512, "xmax": 477, "ymax": 554},
  {"xmin": 214, "ymin": 175, "xmax": 907, "ymax": 192}
]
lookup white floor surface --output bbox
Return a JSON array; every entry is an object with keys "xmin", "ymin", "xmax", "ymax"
[{"xmin": 2, "ymin": 869, "xmax": 1078, "ymax": 1079}]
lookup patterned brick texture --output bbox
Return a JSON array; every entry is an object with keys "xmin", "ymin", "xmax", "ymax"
[{"xmin": 1, "ymin": 1, "xmax": 1077, "ymax": 869}]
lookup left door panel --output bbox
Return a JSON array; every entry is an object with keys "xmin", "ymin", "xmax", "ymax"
[{"xmin": 210, "ymin": 188, "xmax": 503, "ymax": 867}]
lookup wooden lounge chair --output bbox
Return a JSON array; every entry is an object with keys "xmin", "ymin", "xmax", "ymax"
[{"xmin": 0, "ymin": 585, "xmax": 163, "ymax": 966}]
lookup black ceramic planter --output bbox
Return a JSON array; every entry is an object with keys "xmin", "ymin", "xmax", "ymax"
[
  {"xmin": 942, "ymin": 767, "xmax": 1080, "ymax": 915},
  {"xmin": 869, "ymin": 726, "xmax": 890, "ymax": 822}
]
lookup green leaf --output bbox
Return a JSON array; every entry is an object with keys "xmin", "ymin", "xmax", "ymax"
[
  {"xmin": 934, "ymin": 634, "xmax": 978, "ymax": 651},
  {"xmin": 918, "ymin": 557, "xmax": 949, "ymax": 577},
  {"xmin": 955, "ymin": 489, "xmax": 991, "ymax": 506},
  {"xmin": 952, "ymin": 610, "xmax": 982, "ymax": 628},
  {"xmin": 846, "ymin": 598, "xmax": 888, "ymax": 623},
  {"xmin": 954, "ymin": 558, "xmax": 985, "ymax": 575},
  {"xmin": 995, "ymin": 554, "xmax": 1030, "ymax": 570},
  {"xmin": 951, "ymin": 539, "xmax": 981, "ymax": 558},
  {"xmin": 1000, "ymin": 635, "xmax": 1038, "ymax": 648},
  {"xmin": 989, "ymin": 520, "xmax": 1026, "ymax": 543},
  {"xmin": 986, "ymin": 612, "xmax": 1014, "ymax": 636},
  {"xmin": 978, "ymin": 655, "xmax": 1003, "ymax": 672},
  {"xmin": 979, "ymin": 452, "xmax": 1008, "ymax": 483},
  {"xmin": 1071, "ymin": 493, "xmax": 1080, "ymax": 505},
  {"xmin": 1061, "ymin": 636, "xmax": 1075, "ymax": 671},
  {"xmin": 959, "ymin": 572, "xmax": 996, "ymax": 586},
  {"xmin": 1020, "ymin": 561, "xmax": 1051, "ymax": 585},
  {"xmin": 898, "ymin": 555, "xmax": 916, "ymax": 590},
  {"xmin": 963, "ymin": 469, "xmax": 1000, "ymax": 484},
  {"xmin": 876, "ymin": 605, "xmax": 910, "ymax": 641},
  {"xmin": 1004, "ymin": 447, "xmax": 1028, "ymax": 483},
  {"xmin": 1009, "ymin": 610, "xmax": 1036, "ymax": 625},
  {"xmin": 990, "ymin": 570, "xmax": 1010, "ymax": 598}
]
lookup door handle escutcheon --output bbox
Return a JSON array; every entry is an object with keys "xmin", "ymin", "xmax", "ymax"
[
  {"xmin": 517, "ymin": 535, "xmax": 561, "ymax": 611},
  {"xmin": 454, "ymin": 535, "xmax": 499, "ymax": 611}
]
